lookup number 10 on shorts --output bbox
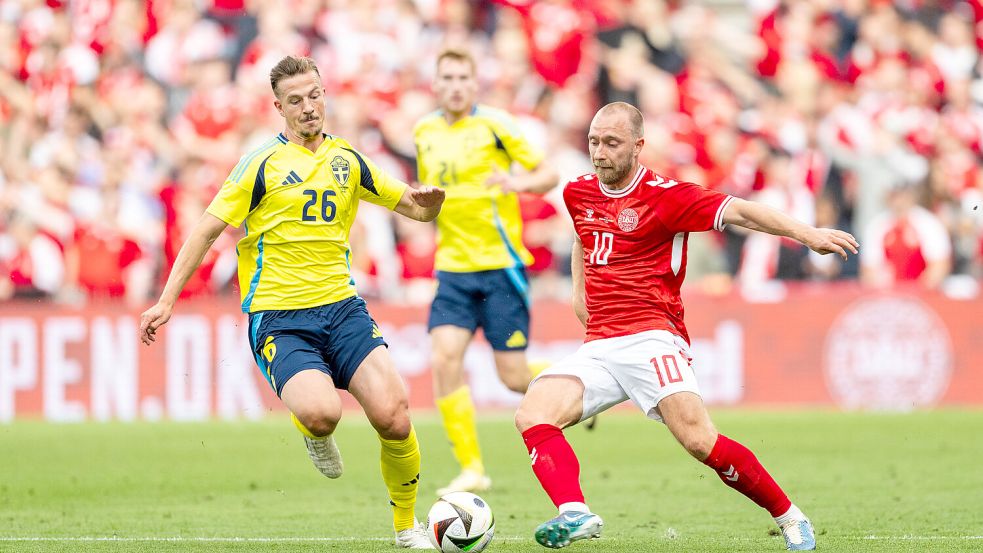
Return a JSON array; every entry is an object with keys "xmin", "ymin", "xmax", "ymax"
[{"xmin": 650, "ymin": 355, "xmax": 683, "ymax": 387}]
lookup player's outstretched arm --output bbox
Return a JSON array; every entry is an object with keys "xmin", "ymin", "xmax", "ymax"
[
  {"xmin": 722, "ymin": 198, "xmax": 859, "ymax": 260},
  {"xmin": 571, "ymin": 235, "xmax": 588, "ymax": 328},
  {"xmin": 139, "ymin": 212, "xmax": 228, "ymax": 345},
  {"xmin": 394, "ymin": 185, "xmax": 446, "ymax": 222}
]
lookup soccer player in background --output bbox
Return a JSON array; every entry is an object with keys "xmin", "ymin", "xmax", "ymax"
[
  {"xmin": 413, "ymin": 48, "xmax": 559, "ymax": 496},
  {"xmin": 139, "ymin": 55, "xmax": 444, "ymax": 549},
  {"xmin": 514, "ymin": 103, "xmax": 859, "ymax": 551}
]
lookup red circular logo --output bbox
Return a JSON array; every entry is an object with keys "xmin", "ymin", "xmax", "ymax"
[
  {"xmin": 823, "ymin": 296, "xmax": 953, "ymax": 411},
  {"xmin": 617, "ymin": 208, "xmax": 639, "ymax": 232}
]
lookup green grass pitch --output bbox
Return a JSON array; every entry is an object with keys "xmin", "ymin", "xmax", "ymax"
[{"xmin": 1, "ymin": 410, "xmax": 981, "ymax": 552}]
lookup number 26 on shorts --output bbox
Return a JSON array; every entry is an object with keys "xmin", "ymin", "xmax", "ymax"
[{"xmin": 650, "ymin": 355, "xmax": 683, "ymax": 387}]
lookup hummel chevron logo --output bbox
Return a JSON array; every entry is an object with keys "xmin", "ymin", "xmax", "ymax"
[
  {"xmin": 722, "ymin": 465, "xmax": 739, "ymax": 482},
  {"xmin": 646, "ymin": 176, "xmax": 678, "ymax": 188},
  {"xmin": 281, "ymin": 170, "xmax": 302, "ymax": 186},
  {"xmin": 530, "ymin": 447, "xmax": 538, "ymax": 466}
]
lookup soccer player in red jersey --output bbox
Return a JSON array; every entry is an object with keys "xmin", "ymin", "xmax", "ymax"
[{"xmin": 514, "ymin": 103, "xmax": 859, "ymax": 551}]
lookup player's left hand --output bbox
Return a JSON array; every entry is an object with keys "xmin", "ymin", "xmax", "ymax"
[
  {"xmin": 803, "ymin": 228, "xmax": 859, "ymax": 260},
  {"xmin": 412, "ymin": 185, "xmax": 445, "ymax": 207}
]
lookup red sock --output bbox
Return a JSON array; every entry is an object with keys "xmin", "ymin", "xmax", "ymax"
[
  {"xmin": 521, "ymin": 424, "xmax": 585, "ymax": 508},
  {"xmin": 702, "ymin": 434, "xmax": 792, "ymax": 517}
]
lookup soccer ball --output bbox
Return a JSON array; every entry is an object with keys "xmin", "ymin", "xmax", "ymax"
[{"xmin": 425, "ymin": 492, "xmax": 495, "ymax": 552}]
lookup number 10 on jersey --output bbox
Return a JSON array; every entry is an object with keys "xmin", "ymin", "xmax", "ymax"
[{"xmin": 590, "ymin": 231, "xmax": 613, "ymax": 265}]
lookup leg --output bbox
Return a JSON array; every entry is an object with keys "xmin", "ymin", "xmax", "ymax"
[
  {"xmin": 429, "ymin": 270, "xmax": 489, "ymax": 492},
  {"xmin": 493, "ymin": 349, "xmax": 533, "ymax": 393},
  {"xmin": 515, "ymin": 375, "xmax": 605, "ymax": 549},
  {"xmin": 514, "ymin": 375, "xmax": 587, "ymax": 508},
  {"xmin": 249, "ymin": 310, "xmax": 344, "ymax": 479},
  {"xmin": 430, "ymin": 324, "xmax": 491, "ymax": 494},
  {"xmin": 280, "ymin": 369, "xmax": 343, "ymax": 438},
  {"xmin": 657, "ymin": 392, "xmax": 814, "ymax": 550},
  {"xmin": 280, "ymin": 369, "xmax": 346, "ymax": 479},
  {"xmin": 347, "ymin": 346, "xmax": 423, "ymax": 538}
]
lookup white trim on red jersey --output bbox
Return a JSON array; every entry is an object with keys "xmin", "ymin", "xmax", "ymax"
[
  {"xmin": 598, "ymin": 165, "xmax": 645, "ymax": 198},
  {"xmin": 713, "ymin": 195, "xmax": 735, "ymax": 231}
]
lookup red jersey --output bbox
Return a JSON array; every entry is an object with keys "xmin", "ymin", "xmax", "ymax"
[{"xmin": 564, "ymin": 165, "xmax": 733, "ymax": 344}]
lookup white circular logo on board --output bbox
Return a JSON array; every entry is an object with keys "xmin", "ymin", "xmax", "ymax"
[
  {"xmin": 823, "ymin": 296, "xmax": 952, "ymax": 411},
  {"xmin": 617, "ymin": 208, "xmax": 639, "ymax": 232}
]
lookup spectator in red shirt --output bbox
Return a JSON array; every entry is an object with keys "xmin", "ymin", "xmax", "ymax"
[{"xmin": 862, "ymin": 182, "xmax": 952, "ymax": 289}]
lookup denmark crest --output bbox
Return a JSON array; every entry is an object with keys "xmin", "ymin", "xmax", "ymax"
[
  {"xmin": 617, "ymin": 208, "xmax": 639, "ymax": 232},
  {"xmin": 330, "ymin": 155, "xmax": 350, "ymax": 187}
]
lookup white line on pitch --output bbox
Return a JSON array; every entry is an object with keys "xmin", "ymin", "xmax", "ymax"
[
  {"xmin": 0, "ymin": 537, "xmax": 529, "ymax": 543},
  {"xmin": 1, "ymin": 535, "xmax": 980, "ymax": 542}
]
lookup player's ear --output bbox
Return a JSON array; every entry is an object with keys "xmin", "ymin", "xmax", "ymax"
[
  {"xmin": 273, "ymin": 99, "xmax": 284, "ymax": 117},
  {"xmin": 634, "ymin": 137, "xmax": 645, "ymax": 156}
]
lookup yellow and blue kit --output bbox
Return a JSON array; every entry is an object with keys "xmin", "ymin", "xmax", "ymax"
[
  {"xmin": 413, "ymin": 105, "xmax": 544, "ymax": 350},
  {"xmin": 207, "ymin": 132, "xmax": 406, "ymax": 392}
]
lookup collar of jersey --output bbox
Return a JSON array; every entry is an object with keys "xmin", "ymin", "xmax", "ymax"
[
  {"xmin": 598, "ymin": 165, "xmax": 645, "ymax": 198},
  {"xmin": 279, "ymin": 132, "xmax": 333, "ymax": 156},
  {"xmin": 438, "ymin": 104, "xmax": 478, "ymax": 127}
]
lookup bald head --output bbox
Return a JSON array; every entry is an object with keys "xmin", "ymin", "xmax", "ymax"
[{"xmin": 594, "ymin": 102, "xmax": 644, "ymax": 139}]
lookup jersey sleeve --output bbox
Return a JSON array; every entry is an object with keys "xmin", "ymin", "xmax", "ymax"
[
  {"xmin": 484, "ymin": 110, "xmax": 544, "ymax": 170},
  {"xmin": 346, "ymin": 147, "xmax": 408, "ymax": 210},
  {"xmin": 652, "ymin": 181, "xmax": 734, "ymax": 233},
  {"xmin": 206, "ymin": 162, "xmax": 262, "ymax": 228}
]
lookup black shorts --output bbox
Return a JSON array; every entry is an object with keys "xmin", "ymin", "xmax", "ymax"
[
  {"xmin": 247, "ymin": 296, "xmax": 387, "ymax": 396},
  {"xmin": 427, "ymin": 267, "xmax": 530, "ymax": 351}
]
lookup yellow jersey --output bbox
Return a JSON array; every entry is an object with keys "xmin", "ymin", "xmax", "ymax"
[
  {"xmin": 207, "ymin": 133, "xmax": 407, "ymax": 313},
  {"xmin": 413, "ymin": 105, "xmax": 544, "ymax": 272}
]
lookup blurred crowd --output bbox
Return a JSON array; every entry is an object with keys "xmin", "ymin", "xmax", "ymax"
[{"xmin": 2, "ymin": 0, "xmax": 982, "ymax": 307}]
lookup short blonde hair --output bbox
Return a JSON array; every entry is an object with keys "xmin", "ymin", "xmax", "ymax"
[
  {"xmin": 270, "ymin": 55, "xmax": 320, "ymax": 96},
  {"xmin": 435, "ymin": 48, "xmax": 476, "ymax": 75}
]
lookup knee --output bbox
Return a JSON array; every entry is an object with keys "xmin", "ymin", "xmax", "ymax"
[
  {"xmin": 514, "ymin": 401, "xmax": 547, "ymax": 433},
  {"xmin": 501, "ymin": 372, "xmax": 530, "ymax": 394},
  {"xmin": 295, "ymin": 405, "xmax": 341, "ymax": 438},
  {"xmin": 374, "ymin": 399, "xmax": 412, "ymax": 441},
  {"xmin": 676, "ymin": 422, "xmax": 718, "ymax": 460},
  {"xmin": 430, "ymin": 348, "xmax": 460, "ymax": 376}
]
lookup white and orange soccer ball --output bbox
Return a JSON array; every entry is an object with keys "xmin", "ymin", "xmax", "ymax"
[{"xmin": 425, "ymin": 492, "xmax": 495, "ymax": 552}]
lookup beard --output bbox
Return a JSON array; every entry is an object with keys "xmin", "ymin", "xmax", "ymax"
[
  {"xmin": 595, "ymin": 158, "xmax": 632, "ymax": 185},
  {"xmin": 296, "ymin": 116, "xmax": 322, "ymax": 139}
]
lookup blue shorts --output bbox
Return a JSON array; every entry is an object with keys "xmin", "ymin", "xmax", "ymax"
[
  {"xmin": 247, "ymin": 296, "xmax": 387, "ymax": 396},
  {"xmin": 428, "ymin": 268, "xmax": 530, "ymax": 351}
]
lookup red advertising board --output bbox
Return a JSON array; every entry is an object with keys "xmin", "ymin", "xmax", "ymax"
[{"xmin": 1, "ymin": 285, "xmax": 981, "ymax": 421}]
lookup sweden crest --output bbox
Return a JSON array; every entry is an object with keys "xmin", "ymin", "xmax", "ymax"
[{"xmin": 330, "ymin": 155, "xmax": 350, "ymax": 187}]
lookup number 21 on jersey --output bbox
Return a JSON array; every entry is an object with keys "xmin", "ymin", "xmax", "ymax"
[{"xmin": 589, "ymin": 231, "xmax": 613, "ymax": 265}]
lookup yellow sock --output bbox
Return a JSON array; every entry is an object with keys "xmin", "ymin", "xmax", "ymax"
[
  {"xmin": 528, "ymin": 359, "xmax": 551, "ymax": 379},
  {"xmin": 379, "ymin": 426, "xmax": 421, "ymax": 532},
  {"xmin": 291, "ymin": 412, "xmax": 318, "ymax": 439},
  {"xmin": 436, "ymin": 386, "xmax": 484, "ymax": 475}
]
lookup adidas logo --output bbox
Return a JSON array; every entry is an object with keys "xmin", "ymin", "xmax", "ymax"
[
  {"xmin": 371, "ymin": 324, "xmax": 383, "ymax": 339},
  {"xmin": 281, "ymin": 170, "xmax": 302, "ymax": 185},
  {"xmin": 505, "ymin": 330, "xmax": 527, "ymax": 348}
]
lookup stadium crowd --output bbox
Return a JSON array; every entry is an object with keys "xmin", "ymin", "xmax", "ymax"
[{"xmin": 1, "ymin": 0, "xmax": 982, "ymax": 307}]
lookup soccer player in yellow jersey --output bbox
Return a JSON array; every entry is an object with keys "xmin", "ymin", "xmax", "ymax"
[
  {"xmin": 413, "ymin": 49, "xmax": 559, "ymax": 495},
  {"xmin": 139, "ymin": 56, "xmax": 443, "ymax": 549}
]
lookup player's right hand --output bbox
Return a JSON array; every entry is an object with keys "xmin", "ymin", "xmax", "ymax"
[
  {"xmin": 139, "ymin": 302, "xmax": 173, "ymax": 345},
  {"xmin": 803, "ymin": 228, "xmax": 859, "ymax": 260}
]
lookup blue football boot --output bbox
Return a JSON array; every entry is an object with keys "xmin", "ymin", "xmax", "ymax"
[{"xmin": 534, "ymin": 511, "xmax": 603, "ymax": 549}]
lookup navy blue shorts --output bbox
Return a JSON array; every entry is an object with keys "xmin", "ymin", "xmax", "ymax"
[
  {"xmin": 428, "ymin": 267, "xmax": 530, "ymax": 351},
  {"xmin": 247, "ymin": 296, "xmax": 387, "ymax": 396}
]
